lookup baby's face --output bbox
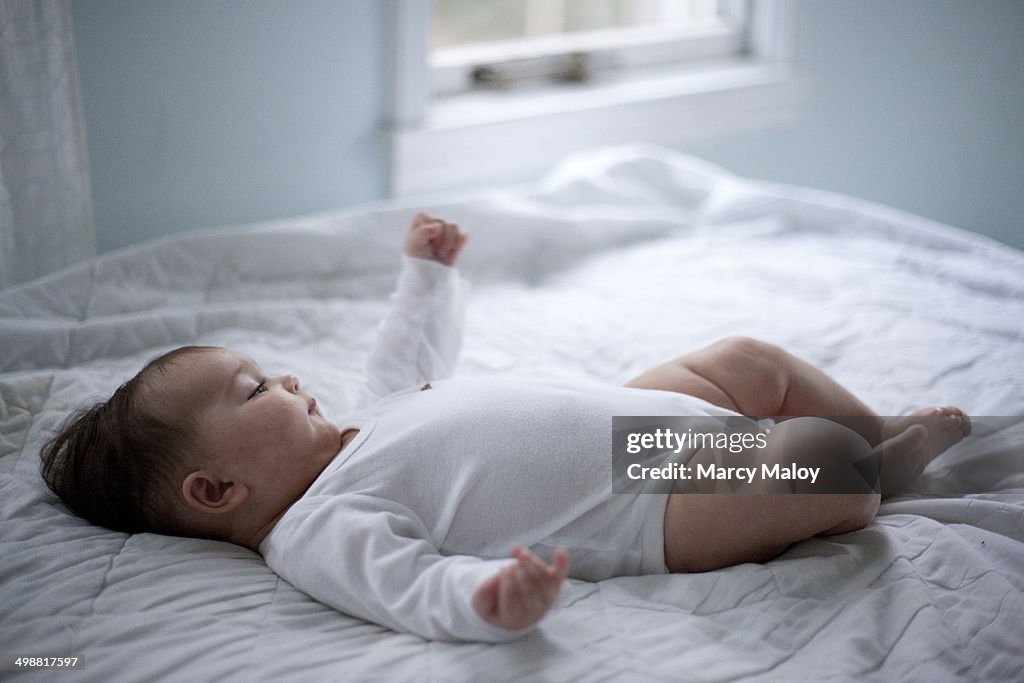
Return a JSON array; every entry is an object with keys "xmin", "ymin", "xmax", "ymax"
[{"xmin": 151, "ymin": 347, "xmax": 342, "ymax": 507}]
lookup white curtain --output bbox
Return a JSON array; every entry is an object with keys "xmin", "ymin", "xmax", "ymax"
[{"xmin": 0, "ymin": 0, "xmax": 94, "ymax": 288}]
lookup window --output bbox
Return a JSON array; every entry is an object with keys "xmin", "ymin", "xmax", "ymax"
[
  {"xmin": 388, "ymin": 0, "xmax": 802, "ymax": 196},
  {"xmin": 431, "ymin": 0, "xmax": 749, "ymax": 96}
]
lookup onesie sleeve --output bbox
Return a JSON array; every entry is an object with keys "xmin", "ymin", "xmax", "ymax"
[
  {"xmin": 262, "ymin": 495, "xmax": 532, "ymax": 643},
  {"xmin": 359, "ymin": 255, "xmax": 467, "ymax": 404}
]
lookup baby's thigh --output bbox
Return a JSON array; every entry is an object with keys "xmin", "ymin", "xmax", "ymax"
[
  {"xmin": 662, "ymin": 418, "xmax": 880, "ymax": 572},
  {"xmin": 624, "ymin": 337, "xmax": 786, "ymax": 414},
  {"xmin": 623, "ymin": 353, "xmax": 739, "ymax": 411}
]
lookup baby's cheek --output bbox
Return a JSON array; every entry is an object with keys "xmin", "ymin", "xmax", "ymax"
[{"xmin": 264, "ymin": 399, "xmax": 307, "ymax": 443}]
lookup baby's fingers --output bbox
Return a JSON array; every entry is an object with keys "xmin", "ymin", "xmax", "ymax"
[
  {"xmin": 513, "ymin": 545, "xmax": 569, "ymax": 580},
  {"xmin": 509, "ymin": 560, "xmax": 553, "ymax": 622},
  {"xmin": 497, "ymin": 565, "xmax": 535, "ymax": 627},
  {"xmin": 411, "ymin": 212, "xmax": 440, "ymax": 230},
  {"xmin": 436, "ymin": 221, "xmax": 467, "ymax": 265},
  {"xmin": 550, "ymin": 547, "xmax": 570, "ymax": 580},
  {"xmin": 404, "ymin": 218, "xmax": 442, "ymax": 257},
  {"xmin": 512, "ymin": 547, "xmax": 566, "ymax": 602}
]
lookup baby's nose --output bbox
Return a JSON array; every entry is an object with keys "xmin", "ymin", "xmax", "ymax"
[{"xmin": 284, "ymin": 374, "xmax": 300, "ymax": 392}]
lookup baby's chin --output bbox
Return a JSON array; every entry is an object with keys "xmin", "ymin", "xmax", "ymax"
[
  {"xmin": 328, "ymin": 424, "xmax": 345, "ymax": 452},
  {"xmin": 307, "ymin": 421, "xmax": 345, "ymax": 466}
]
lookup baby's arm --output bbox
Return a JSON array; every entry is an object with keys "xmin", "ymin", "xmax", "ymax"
[
  {"xmin": 472, "ymin": 546, "xmax": 570, "ymax": 632},
  {"xmin": 263, "ymin": 496, "xmax": 560, "ymax": 642},
  {"xmin": 360, "ymin": 214, "xmax": 469, "ymax": 403}
]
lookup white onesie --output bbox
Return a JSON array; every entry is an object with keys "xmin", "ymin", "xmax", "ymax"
[{"xmin": 260, "ymin": 257, "xmax": 737, "ymax": 642}]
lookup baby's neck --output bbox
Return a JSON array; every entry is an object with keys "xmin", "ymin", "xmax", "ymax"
[
  {"xmin": 243, "ymin": 508, "xmax": 292, "ymax": 553},
  {"xmin": 238, "ymin": 428, "xmax": 362, "ymax": 553}
]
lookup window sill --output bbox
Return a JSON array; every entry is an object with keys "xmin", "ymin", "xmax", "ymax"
[{"xmin": 389, "ymin": 60, "xmax": 806, "ymax": 197}]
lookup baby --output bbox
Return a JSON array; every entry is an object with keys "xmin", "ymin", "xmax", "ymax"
[{"xmin": 41, "ymin": 214, "xmax": 972, "ymax": 642}]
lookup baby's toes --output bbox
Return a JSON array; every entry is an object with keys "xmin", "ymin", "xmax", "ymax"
[{"xmin": 933, "ymin": 407, "xmax": 972, "ymax": 437}]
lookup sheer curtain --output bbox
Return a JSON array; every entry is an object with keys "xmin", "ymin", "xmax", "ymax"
[{"xmin": 0, "ymin": 0, "xmax": 94, "ymax": 288}]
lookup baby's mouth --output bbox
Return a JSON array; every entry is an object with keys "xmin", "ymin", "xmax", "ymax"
[{"xmin": 308, "ymin": 397, "xmax": 320, "ymax": 416}]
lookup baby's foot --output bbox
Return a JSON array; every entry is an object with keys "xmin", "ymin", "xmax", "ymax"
[
  {"xmin": 876, "ymin": 407, "xmax": 972, "ymax": 496},
  {"xmin": 881, "ymin": 407, "xmax": 972, "ymax": 457}
]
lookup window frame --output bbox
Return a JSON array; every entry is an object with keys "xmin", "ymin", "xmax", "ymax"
[{"xmin": 387, "ymin": 0, "xmax": 802, "ymax": 197}]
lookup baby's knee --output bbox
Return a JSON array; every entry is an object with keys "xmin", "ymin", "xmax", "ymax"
[
  {"xmin": 710, "ymin": 336, "xmax": 784, "ymax": 363},
  {"xmin": 706, "ymin": 336, "xmax": 789, "ymax": 395},
  {"xmin": 769, "ymin": 416, "xmax": 868, "ymax": 458},
  {"xmin": 765, "ymin": 417, "xmax": 876, "ymax": 492},
  {"xmin": 764, "ymin": 418, "xmax": 881, "ymax": 531}
]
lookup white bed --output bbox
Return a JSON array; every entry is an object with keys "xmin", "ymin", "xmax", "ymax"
[{"xmin": 2, "ymin": 145, "xmax": 1022, "ymax": 681}]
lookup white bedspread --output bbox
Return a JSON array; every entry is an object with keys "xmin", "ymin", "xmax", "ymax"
[{"xmin": 2, "ymin": 145, "xmax": 1022, "ymax": 681}]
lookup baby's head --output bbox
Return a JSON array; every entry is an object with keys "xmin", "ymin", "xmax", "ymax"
[{"xmin": 41, "ymin": 346, "xmax": 343, "ymax": 548}]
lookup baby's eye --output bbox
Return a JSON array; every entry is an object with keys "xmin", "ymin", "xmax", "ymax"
[{"xmin": 249, "ymin": 382, "xmax": 267, "ymax": 399}]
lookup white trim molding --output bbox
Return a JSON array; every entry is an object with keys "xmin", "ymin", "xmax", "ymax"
[{"xmin": 387, "ymin": 0, "xmax": 804, "ymax": 197}]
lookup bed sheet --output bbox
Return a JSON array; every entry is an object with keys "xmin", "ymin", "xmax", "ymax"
[{"xmin": 2, "ymin": 145, "xmax": 1023, "ymax": 681}]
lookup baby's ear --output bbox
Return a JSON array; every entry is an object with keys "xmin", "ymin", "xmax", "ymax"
[{"xmin": 181, "ymin": 470, "xmax": 248, "ymax": 514}]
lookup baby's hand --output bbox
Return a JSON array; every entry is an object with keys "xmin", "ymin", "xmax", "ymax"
[
  {"xmin": 471, "ymin": 546, "xmax": 570, "ymax": 633},
  {"xmin": 404, "ymin": 213, "xmax": 468, "ymax": 267}
]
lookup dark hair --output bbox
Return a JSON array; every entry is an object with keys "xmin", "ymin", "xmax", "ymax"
[{"xmin": 40, "ymin": 346, "xmax": 215, "ymax": 534}]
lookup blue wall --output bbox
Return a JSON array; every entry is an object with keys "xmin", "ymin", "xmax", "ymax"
[
  {"xmin": 690, "ymin": 0, "xmax": 1024, "ymax": 250},
  {"xmin": 71, "ymin": 0, "xmax": 389, "ymax": 253},
  {"xmin": 72, "ymin": 0, "xmax": 1023, "ymax": 252}
]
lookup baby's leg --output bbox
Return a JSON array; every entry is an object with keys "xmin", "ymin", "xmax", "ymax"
[
  {"xmin": 625, "ymin": 337, "xmax": 881, "ymax": 440},
  {"xmin": 625, "ymin": 337, "xmax": 970, "ymax": 493},
  {"xmin": 663, "ymin": 417, "xmax": 895, "ymax": 572}
]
